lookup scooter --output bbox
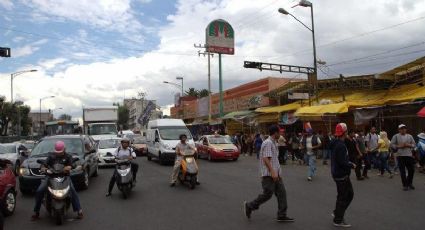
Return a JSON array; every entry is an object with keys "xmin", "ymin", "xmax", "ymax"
[
  {"xmin": 114, "ymin": 158, "xmax": 134, "ymax": 199},
  {"xmin": 178, "ymin": 149, "xmax": 199, "ymax": 189},
  {"xmin": 37, "ymin": 159, "xmax": 74, "ymax": 225}
]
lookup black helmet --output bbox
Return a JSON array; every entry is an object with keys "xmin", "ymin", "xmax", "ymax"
[
  {"xmin": 121, "ymin": 138, "xmax": 130, "ymax": 143},
  {"xmin": 179, "ymin": 134, "xmax": 187, "ymax": 140}
]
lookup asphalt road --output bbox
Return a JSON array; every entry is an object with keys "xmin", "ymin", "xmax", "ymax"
[{"xmin": 5, "ymin": 156, "xmax": 425, "ymax": 230}]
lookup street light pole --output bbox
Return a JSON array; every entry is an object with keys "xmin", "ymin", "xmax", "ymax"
[
  {"xmin": 39, "ymin": 96, "xmax": 55, "ymax": 136},
  {"xmin": 10, "ymin": 69, "xmax": 37, "ymax": 103},
  {"xmin": 176, "ymin": 76, "xmax": 184, "ymax": 96}
]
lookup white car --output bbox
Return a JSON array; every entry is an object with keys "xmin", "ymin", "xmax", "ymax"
[
  {"xmin": 97, "ymin": 138, "xmax": 121, "ymax": 167},
  {"xmin": 0, "ymin": 143, "xmax": 30, "ymax": 175}
]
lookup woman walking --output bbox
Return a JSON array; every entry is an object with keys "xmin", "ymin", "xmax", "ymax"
[{"xmin": 378, "ymin": 131, "xmax": 393, "ymax": 178}]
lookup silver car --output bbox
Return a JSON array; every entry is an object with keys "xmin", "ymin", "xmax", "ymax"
[
  {"xmin": 0, "ymin": 143, "xmax": 29, "ymax": 175},
  {"xmin": 97, "ymin": 138, "xmax": 121, "ymax": 167}
]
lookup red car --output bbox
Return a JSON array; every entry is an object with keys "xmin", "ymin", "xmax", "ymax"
[
  {"xmin": 196, "ymin": 135, "xmax": 240, "ymax": 161},
  {"xmin": 0, "ymin": 159, "xmax": 17, "ymax": 217}
]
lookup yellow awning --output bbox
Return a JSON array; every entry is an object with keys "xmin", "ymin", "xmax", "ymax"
[
  {"xmin": 255, "ymin": 103, "xmax": 301, "ymax": 113},
  {"xmin": 295, "ymin": 102, "xmax": 349, "ymax": 116},
  {"xmin": 255, "ymin": 113, "xmax": 280, "ymax": 123}
]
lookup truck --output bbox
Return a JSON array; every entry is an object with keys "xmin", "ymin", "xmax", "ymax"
[{"xmin": 83, "ymin": 106, "xmax": 118, "ymax": 141}]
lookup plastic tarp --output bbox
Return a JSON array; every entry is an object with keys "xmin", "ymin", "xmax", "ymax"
[
  {"xmin": 254, "ymin": 113, "xmax": 280, "ymax": 123},
  {"xmin": 255, "ymin": 103, "xmax": 301, "ymax": 113},
  {"xmin": 222, "ymin": 110, "xmax": 255, "ymax": 120},
  {"xmin": 353, "ymin": 109, "xmax": 380, "ymax": 125},
  {"xmin": 295, "ymin": 102, "xmax": 349, "ymax": 116},
  {"xmin": 418, "ymin": 107, "xmax": 425, "ymax": 117}
]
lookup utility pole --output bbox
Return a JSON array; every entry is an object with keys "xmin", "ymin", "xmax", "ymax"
[{"xmin": 194, "ymin": 43, "xmax": 214, "ymax": 123}]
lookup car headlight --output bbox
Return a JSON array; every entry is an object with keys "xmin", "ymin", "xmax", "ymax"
[
  {"xmin": 48, "ymin": 186, "xmax": 70, "ymax": 198},
  {"xmin": 19, "ymin": 167, "xmax": 30, "ymax": 176},
  {"xmin": 117, "ymin": 168, "xmax": 131, "ymax": 176},
  {"xmin": 163, "ymin": 143, "xmax": 173, "ymax": 150}
]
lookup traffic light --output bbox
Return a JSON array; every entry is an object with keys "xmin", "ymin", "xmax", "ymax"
[
  {"xmin": 244, "ymin": 61, "xmax": 261, "ymax": 69},
  {"xmin": 0, "ymin": 47, "xmax": 11, "ymax": 57}
]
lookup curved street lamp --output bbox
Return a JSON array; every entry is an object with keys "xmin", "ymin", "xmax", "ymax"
[{"xmin": 10, "ymin": 69, "xmax": 37, "ymax": 103}]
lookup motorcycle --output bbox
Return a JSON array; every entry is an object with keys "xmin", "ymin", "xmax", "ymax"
[
  {"xmin": 178, "ymin": 149, "xmax": 199, "ymax": 189},
  {"xmin": 37, "ymin": 159, "xmax": 77, "ymax": 225},
  {"xmin": 114, "ymin": 158, "xmax": 134, "ymax": 199}
]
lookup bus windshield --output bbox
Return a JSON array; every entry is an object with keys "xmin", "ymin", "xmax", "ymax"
[{"xmin": 89, "ymin": 124, "xmax": 117, "ymax": 135}]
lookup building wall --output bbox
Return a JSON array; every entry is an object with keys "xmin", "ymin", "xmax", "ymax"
[
  {"xmin": 28, "ymin": 111, "xmax": 53, "ymax": 135},
  {"xmin": 124, "ymin": 98, "xmax": 162, "ymax": 130}
]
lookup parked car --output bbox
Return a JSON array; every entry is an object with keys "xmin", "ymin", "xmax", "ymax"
[
  {"xmin": 132, "ymin": 136, "xmax": 147, "ymax": 156},
  {"xmin": 196, "ymin": 135, "xmax": 240, "ymax": 161},
  {"xmin": 97, "ymin": 137, "xmax": 121, "ymax": 167},
  {"xmin": 18, "ymin": 135, "xmax": 99, "ymax": 194},
  {"xmin": 0, "ymin": 159, "xmax": 17, "ymax": 217},
  {"xmin": 0, "ymin": 143, "xmax": 30, "ymax": 176},
  {"xmin": 15, "ymin": 140, "xmax": 36, "ymax": 152}
]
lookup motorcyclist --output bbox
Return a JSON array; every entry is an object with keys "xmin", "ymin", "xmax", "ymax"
[
  {"xmin": 169, "ymin": 134, "xmax": 200, "ymax": 187},
  {"xmin": 106, "ymin": 138, "xmax": 138, "ymax": 196},
  {"xmin": 31, "ymin": 141, "xmax": 83, "ymax": 221}
]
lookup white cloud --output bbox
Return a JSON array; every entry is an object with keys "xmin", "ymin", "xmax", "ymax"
[
  {"xmin": 2, "ymin": 0, "xmax": 425, "ymax": 120},
  {"xmin": 12, "ymin": 39, "xmax": 48, "ymax": 58},
  {"xmin": 0, "ymin": 0, "xmax": 13, "ymax": 10}
]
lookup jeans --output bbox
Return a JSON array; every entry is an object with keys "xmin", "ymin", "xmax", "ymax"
[
  {"xmin": 333, "ymin": 177, "xmax": 354, "ymax": 223},
  {"xmin": 108, "ymin": 162, "xmax": 139, "ymax": 193},
  {"xmin": 306, "ymin": 154, "xmax": 316, "ymax": 177},
  {"xmin": 354, "ymin": 157, "xmax": 368, "ymax": 178},
  {"xmin": 278, "ymin": 146, "xmax": 287, "ymax": 164},
  {"xmin": 322, "ymin": 149, "xmax": 331, "ymax": 161},
  {"xmin": 247, "ymin": 177, "xmax": 288, "ymax": 218},
  {"xmin": 369, "ymin": 151, "xmax": 380, "ymax": 169},
  {"xmin": 397, "ymin": 156, "xmax": 415, "ymax": 187},
  {"xmin": 379, "ymin": 152, "xmax": 392, "ymax": 175},
  {"xmin": 255, "ymin": 146, "xmax": 261, "ymax": 159},
  {"xmin": 34, "ymin": 178, "xmax": 81, "ymax": 213}
]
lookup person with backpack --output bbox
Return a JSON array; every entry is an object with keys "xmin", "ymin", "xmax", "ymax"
[
  {"xmin": 390, "ymin": 124, "xmax": 416, "ymax": 191},
  {"xmin": 300, "ymin": 129, "xmax": 321, "ymax": 181}
]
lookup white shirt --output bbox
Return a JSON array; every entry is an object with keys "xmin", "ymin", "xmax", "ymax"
[
  {"xmin": 306, "ymin": 136, "xmax": 321, "ymax": 155},
  {"xmin": 113, "ymin": 146, "xmax": 136, "ymax": 159}
]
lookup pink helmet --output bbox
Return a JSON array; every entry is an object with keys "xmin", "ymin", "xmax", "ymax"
[{"xmin": 54, "ymin": 141, "xmax": 65, "ymax": 153}]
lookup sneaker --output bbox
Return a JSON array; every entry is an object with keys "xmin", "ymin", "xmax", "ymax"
[
  {"xmin": 76, "ymin": 211, "xmax": 84, "ymax": 219},
  {"xmin": 196, "ymin": 181, "xmax": 201, "ymax": 185},
  {"xmin": 331, "ymin": 212, "xmax": 335, "ymax": 218},
  {"xmin": 333, "ymin": 221, "xmax": 352, "ymax": 228},
  {"xmin": 31, "ymin": 213, "xmax": 40, "ymax": 221},
  {"xmin": 105, "ymin": 192, "xmax": 112, "ymax": 197},
  {"xmin": 403, "ymin": 187, "xmax": 409, "ymax": 191},
  {"xmin": 408, "ymin": 185, "xmax": 415, "ymax": 190},
  {"xmin": 357, "ymin": 177, "xmax": 364, "ymax": 181},
  {"xmin": 389, "ymin": 174, "xmax": 393, "ymax": 179},
  {"xmin": 277, "ymin": 216, "xmax": 295, "ymax": 222},
  {"xmin": 170, "ymin": 182, "xmax": 176, "ymax": 187},
  {"xmin": 363, "ymin": 175, "xmax": 369, "ymax": 179},
  {"xmin": 243, "ymin": 201, "xmax": 252, "ymax": 219},
  {"xmin": 307, "ymin": 177, "xmax": 312, "ymax": 181}
]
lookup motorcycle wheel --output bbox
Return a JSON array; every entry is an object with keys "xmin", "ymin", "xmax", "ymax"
[
  {"xmin": 55, "ymin": 211, "xmax": 64, "ymax": 225},
  {"xmin": 122, "ymin": 185, "xmax": 130, "ymax": 199},
  {"xmin": 189, "ymin": 176, "xmax": 197, "ymax": 190}
]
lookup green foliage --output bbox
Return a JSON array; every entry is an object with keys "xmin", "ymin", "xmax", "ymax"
[
  {"xmin": 58, "ymin": 114, "xmax": 72, "ymax": 121},
  {"xmin": 0, "ymin": 96, "xmax": 31, "ymax": 136},
  {"xmin": 184, "ymin": 88, "xmax": 210, "ymax": 98},
  {"xmin": 114, "ymin": 102, "xmax": 129, "ymax": 130}
]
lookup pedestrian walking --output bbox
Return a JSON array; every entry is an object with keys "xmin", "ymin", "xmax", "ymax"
[
  {"xmin": 365, "ymin": 127, "xmax": 380, "ymax": 170},
  {"xmin": 244, "ymin": 125, "xmax": 294, "ymax": 223},
  {"xmin": 247, "ymin": 134, "xmax": 254, "ymax": 156},
  {"xmin": 391, "ymin": 124, "xmax": 416, "ymax": 191},
  {"xmin": 355, "ymin": 130, "xmax": 368, "ymax": 179},
  {"xmin": 301, "ymin": 129, "xmax": 321, "ymax": 181},
  {"xmin": 289, "ymin": 133, "xmax": 302, "ymax": 164},
  {"xmin": 278, "ymin": 131, "xmax": 287, "ymax": 165},
  {"xmin": 378, "ymin": 131, "xmax": 393, "ymax": 178},
  {"xmin": 254, "ymin": 133, "xmax": 263, "ymax": 159},
  {"xmin": 331, "ymin": 123, "xmax": 355, "ymax": 228},
  {"xmin": 345, "ymin": 130, "xmax": 363, "ymax": 180},
  {"xmin": 322, "ymin": 132, "xmax": 333, "ymax": 165},
  {"xmin": 416, "ymin": 132, "xmax": 425, "ymax": 173}
]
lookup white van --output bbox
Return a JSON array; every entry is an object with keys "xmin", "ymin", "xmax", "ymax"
[{"xmin": 146, "ymin": 119, "xmax": 194, "ymax": 164}]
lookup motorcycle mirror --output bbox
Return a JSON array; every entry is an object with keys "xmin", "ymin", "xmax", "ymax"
[
  {"xmin": 154, "ymin": 138, "xmax": 159, "ymax": 143},
  {"xmin": 72, "ymin": 157, "xmax": 79, "ymax": 163}
]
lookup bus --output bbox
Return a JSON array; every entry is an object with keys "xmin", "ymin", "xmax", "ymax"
[{"xmin": 45, "ymin": 120, "xmax": 80, "ymax": 136}]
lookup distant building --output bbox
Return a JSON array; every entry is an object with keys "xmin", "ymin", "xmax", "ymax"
[
  {"xmin": 28, "ymin": 110, "xmax": 53, "ymax": 135},
  {"xmin": 124, "ymin": 98, "xmax": 162, "ymax": 130}
]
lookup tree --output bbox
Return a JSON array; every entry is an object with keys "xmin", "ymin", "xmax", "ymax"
[
  {"xmin": 198, "ymin": 89, "xmax": 210, "ymax": 98},
  {"xmin": 0, "ymin": 97, "xmax": 31, "ymax": 136},
  {"xmin": 185, "ymin": 88, "xmax": 199, "ymax": 97},
  {"xmin": 58, "ymin": 114, "xmax": 72, "ymax": 121},
  {"xmin": 114, "ymin": 102, "xmax": 129, "ymax": 130}
]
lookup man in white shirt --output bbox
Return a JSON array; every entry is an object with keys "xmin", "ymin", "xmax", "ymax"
[
  {"xmin": 106, "ymin": 138, "xmax": 138, "ymax": 196},
  {"xmin": 301, "ymin": 129, "xmax": 322, "ymax": 181},
  {"xmin": 170, "ymin": 134, "xmax": 199, "ymax": 187}
]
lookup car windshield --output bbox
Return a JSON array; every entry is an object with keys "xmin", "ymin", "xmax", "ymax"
[
  {"xmin": 89, "ymin": 124, "xmax": 117, "ymax": 135},
  {"xmin": 158, "ymin": 127, "xmax": 192, "ymax": 140},
  {"xmin": 133, "ymin": 138, "xmax": 146, "ymax": 144},
  {"xmin": 23, "ymin": 143, "xmax": 35, "ymax": 149},
  {"xmin": 208, "ymin": 136, "xmax": 232, "ymax": 144},
  {"xmin": 31, "ymin": 138, "xmax": 83, "ymax": 157},
  {"xmin": 0, "ymin": 144, "xmax": 16, "ymax": 153},
  {"xmin": 99, "ymin": 139, "xmax": 121, "ymax": 149}
]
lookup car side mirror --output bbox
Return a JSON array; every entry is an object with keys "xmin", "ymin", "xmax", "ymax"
[
  {"xmin": 72, "ymin": 157, "xmax": 79, "ymax": 163},
  {"xmin": 155, "ymin": 138, "xmax": 159, "ymax": 143},
  {"xmin": 19, "ymin": 150, "xmax": 28, "ymax": 156}
]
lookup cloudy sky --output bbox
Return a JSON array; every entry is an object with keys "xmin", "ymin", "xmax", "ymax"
[{"xmin": 1, "ymin": 0, "xmax": 425, "ymax": 120}]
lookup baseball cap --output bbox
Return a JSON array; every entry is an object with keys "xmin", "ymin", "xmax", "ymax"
[
  {"xmin": 335, "ymin": 123, "xmax": 347, "ymax": 137},
  {"xmin": 398, "ymin": 124, "xmax": 407, "ymax": 129}
]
